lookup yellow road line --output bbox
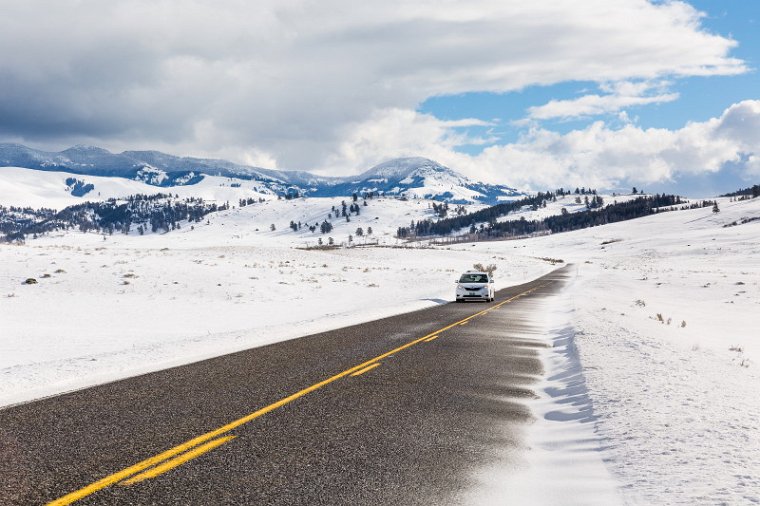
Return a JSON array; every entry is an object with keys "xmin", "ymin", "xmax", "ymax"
[
  {"xmin": 423, "ymin": 335, "xmax": 439, "ymax": 342},
  {"xmin": 120, "ymin": 436, "xmax": 236, "ymax": 486},
  {"xmin": 48, "ymin": 281, "xmax": 550, "ymax": 505},
  {"xmin": 47, "ymin": 435, "xmax": 235, "ymax": 506},
  {"xmin": 350, "ymin": 362, "xmax": 381, "ymax": 377}
]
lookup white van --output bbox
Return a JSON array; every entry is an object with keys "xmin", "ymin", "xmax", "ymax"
[{"xmin": 455, "ymin": 271, "xmax": 495, "ymax": 302}]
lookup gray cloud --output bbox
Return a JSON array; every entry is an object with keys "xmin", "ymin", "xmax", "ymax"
[{"xmin": 0, "ymin": 0, "xmax": 747, "ymax": 174}]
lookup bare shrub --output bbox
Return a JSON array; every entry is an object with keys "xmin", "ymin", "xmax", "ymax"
[{"xmin": 473, "ymin": 263, "xmax": 497, "ymax": 274}]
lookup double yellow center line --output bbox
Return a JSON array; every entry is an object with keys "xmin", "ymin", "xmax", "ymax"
[{"xmin": 49, "ymin": 283, "xmax": 545, "ymax": 505}]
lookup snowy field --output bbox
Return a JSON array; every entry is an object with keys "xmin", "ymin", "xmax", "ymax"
[
  {"xmin": 465, "ymin": 196, "xmax": 760, "ymax": 505},
  {"xmin": 0, "ymin": 189, "xmax": 550, "ymax": 407},
  {"xmin": 2, "ymin": 166, "xmax": 759, "ymax": 504}
]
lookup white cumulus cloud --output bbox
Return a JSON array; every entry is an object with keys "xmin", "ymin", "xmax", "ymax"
[
  {"xmin": 471, "ymin": 100, "xmax": 760, "ymax": 189},
  {"xmin": 329, "ymin": 101, "xmax": 760, "ymax": 191},
  {"xmin": 526, "ymin": 81, "xmax": 680, "ymax": 121}
]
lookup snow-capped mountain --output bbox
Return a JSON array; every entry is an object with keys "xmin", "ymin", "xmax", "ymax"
[
  {"xmin": 0, "ymin": 144, "xmax": 522, "ymax": 204},
  {"xmin": 342, "ymin": 157, "xmax": 522, "ymax": 203}
]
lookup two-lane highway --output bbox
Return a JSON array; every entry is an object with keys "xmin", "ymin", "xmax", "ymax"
[{"xmin": 0, "ymin": 266, "xmax": 569, "ymax": 505}]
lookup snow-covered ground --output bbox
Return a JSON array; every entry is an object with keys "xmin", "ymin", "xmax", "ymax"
[
  {"xmin": 0, "ymin": 193, "xmax": 551, "ymax": 407},
  {"xmin": 466, "ymin": 290, "xmax": 624, "ymax": 505},
  {"xmin": 2, "ymin": 164, "xmax": 759, "ymax": 504},
  {"xmin": 463, "ymin": 195, "xmax": 760, "ymax": 505}
]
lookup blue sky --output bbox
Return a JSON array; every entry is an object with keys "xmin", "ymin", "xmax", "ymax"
[{"xmin": 1, "ymin": 1, "xmax": 759, "ymax": 195}]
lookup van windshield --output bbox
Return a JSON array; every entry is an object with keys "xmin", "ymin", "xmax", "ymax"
[{"xmin": 459, "ymin": 273, "xmax": 488, "ymax": 283}]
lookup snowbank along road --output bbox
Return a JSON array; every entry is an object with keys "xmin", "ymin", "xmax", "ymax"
[{"xmin": 0, "ymin": 267, "xmax": 570, "ymax": 505}]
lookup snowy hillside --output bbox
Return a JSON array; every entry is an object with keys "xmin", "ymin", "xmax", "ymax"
[
  {"xmin": 0, "ymin": 165, "xmax": 690, "ymax": 246},
  {"xmin": 0, "ymin": 166, "xmax": 272, "ymax": 209},
  {"xmin": 0, "ymin": 144, "xmax": 522, "ymax": 204},
  {"xmin": 0, "ymin": 165, "xmax": 494, "ymax": 243},
  {"xmin": 496, "ymin": 192, "xmax": 642, "ymax": 222}
]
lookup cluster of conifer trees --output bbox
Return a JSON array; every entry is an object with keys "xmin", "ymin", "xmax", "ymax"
[
  {"xmin": 2, "ymin": 193, "xmax": 228, "ymax": 241},
  {"xmin": 397, "ymin": 193, "xmax": 719, "ymax": 240},
  {"xmin": 397, "ymin": 191, "xmax": 561, "ymax": 238},
  {"xmin": 721, "ymin": 184, "xmax": 760, "ymax": 199}
]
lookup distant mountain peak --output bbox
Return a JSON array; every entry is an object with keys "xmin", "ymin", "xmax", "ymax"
[
  {"xmin": 64, "ymin": 145, "xmax": 113, "ymax": 155},
  {"xmin": 343, "ymin": 157, "xmax": 519, "ymax": 204},
  {"xmin": 359, "ymin": 157, "xmax": 454, "ymax": 179}
]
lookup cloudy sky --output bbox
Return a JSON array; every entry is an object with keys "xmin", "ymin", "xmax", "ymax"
[{"xmin": 1, "ymin": 0, "xmax": 758, "ymax": 194}]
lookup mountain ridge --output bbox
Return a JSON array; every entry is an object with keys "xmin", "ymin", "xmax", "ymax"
[{"xmin": 0, "ymin": 143, "xmax": 522, "ymax": 204}]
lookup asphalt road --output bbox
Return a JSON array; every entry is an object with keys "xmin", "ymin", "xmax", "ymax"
[{"xmin": 0, "ymin": 266, "xmax": 569, "ymax": 505}]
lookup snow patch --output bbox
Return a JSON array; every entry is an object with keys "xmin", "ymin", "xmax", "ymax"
[{"xmin": 135, "ymin": 165, "xmax": 169, "ymax": 185}]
